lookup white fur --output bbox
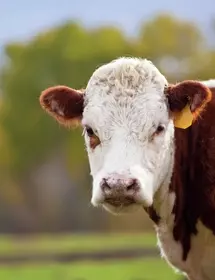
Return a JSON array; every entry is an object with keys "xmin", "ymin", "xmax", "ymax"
[{"xmin": 156, "ymin": 216, "xmax": 215, "ymax": 280}]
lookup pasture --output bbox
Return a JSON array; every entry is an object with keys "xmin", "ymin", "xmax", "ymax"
[{"xmin": 0, "ymin": 233, "xmax": 182, "ymax": 280}]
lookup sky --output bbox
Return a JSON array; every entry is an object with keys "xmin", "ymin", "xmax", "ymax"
[{"xmin": 0, "ymin": 0, "xmax": 215, "ymax": 51}]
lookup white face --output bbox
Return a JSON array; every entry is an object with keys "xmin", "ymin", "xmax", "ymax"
[{"xmin": 82, "ymin": 58, "xmax": 175, "ymax": 214}]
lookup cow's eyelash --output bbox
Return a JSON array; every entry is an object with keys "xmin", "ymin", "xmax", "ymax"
[
  {"xmin": 83, "ymin": 126, "xmax": 99, "ymax": 137},
  {"xmin": 86, "ymin": 127, "xmax": 95, "ymax": 137}
]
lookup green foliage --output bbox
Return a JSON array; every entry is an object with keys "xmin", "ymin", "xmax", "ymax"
[
  {"xmin": 0, "ymin": 21, "xmax": 130, "ymax": 178},
  {"xmin": 138, "ymin": 14, "xmax": 204, "ymax": 60}
]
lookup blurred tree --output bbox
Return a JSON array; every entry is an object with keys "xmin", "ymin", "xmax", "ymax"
[
  {"xmin": 0, "ymin": 21, "xmax": 129, "ymax": 179},
  {"xmin": 0, "ymin": 21, "xmax": 130, "ymax": 232},
  {"xmin": 136, "ymin": 14, "xmax": 205, "ymax": 80},
  {"xmin": 139, "ymin": 14, "xmax": 203, "ymax": 59},
  {"xmin": 186, "ymin": 18, "xmax": 215, "ymax": 80}
]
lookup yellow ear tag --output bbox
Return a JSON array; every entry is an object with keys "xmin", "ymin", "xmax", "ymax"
[{"xmin": 173, "ymin": 104, "xmax": 193, "ymax": 129}]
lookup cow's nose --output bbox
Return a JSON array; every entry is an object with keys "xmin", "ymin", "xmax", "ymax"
[{"xmin": 101, "ymin": 175, "xmax": 139, "ymax": 196}]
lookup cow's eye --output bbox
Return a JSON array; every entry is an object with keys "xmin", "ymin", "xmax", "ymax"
[
  {"xmin": 149, "ymin": 125, "xmax": 165, "ymax": 142},
  {"xmin": 155, "ymin": 125, "xmax": 165, "ymax": 134},
  {"xmin": 86, "ymin": 127, "xmax": 95, "ymax": 137},
  {"xmin": 84, "ymin": 126, "xmax": 100, "ymax": 149}
]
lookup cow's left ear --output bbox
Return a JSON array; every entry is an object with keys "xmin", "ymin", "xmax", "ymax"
[{"xmin": 165, "ymin": 81, "xmax": 212, "ymax": 129}]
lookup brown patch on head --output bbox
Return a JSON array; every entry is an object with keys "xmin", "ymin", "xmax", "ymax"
[
  {"xmin": 89, "ymin": 135, "xmax": 100, "ymax": 150},
  {"xmin": 39, "ymin": 86, "xmax": 84, "ymax": 127},
  {"xmin": 166, "ymin": 80, "xmax": 212, "ymax": 124}
]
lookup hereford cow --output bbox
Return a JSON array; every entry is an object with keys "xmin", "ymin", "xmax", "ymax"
[{"xmin": 39, "ymin": 57, "xmax": 215, "ymax": 280}]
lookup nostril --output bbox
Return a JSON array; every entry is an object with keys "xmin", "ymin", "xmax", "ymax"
[
  {"xmin": 103, "ymin": 179, "xmax": 111, "ymax": 189},
  {"xmin": 126, "ymin": 179, "xmax": 139, "ymax": 192},
  {"xmin": 127, "ymin": 183, "xmax": 135, "ymax": 191},
  {"xmin": 101, "ymin": 178, "xmax": 112, "ymax": 194}
]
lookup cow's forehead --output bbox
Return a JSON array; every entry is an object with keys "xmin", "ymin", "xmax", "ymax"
[
  {"xmin": 82, "ymin": 58, "xmax": 170, "ymax": 130},
  {"xmin": 85, "ymin": 57, "xmax": 168, "ymax": 104},
  {"xmin": 82, "ymin": 58, "xmax": 170, "ymax": 132}
]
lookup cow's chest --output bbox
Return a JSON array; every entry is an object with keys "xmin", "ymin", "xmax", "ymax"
[{"xmin": 156, "ymin": 219, "xmax": 215, "ymax": 280}]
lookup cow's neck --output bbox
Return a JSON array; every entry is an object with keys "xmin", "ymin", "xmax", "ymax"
[
  {"xmin": 160, "ymin": 127, "xmax": 192, "ymax": 219},
  {"xmin": 147, "ymin": 125, "xmax": 202, "ymax": 261}
]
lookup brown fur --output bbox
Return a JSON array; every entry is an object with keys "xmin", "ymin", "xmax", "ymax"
[
  {"xmin": 39, "ymin": 86, "xmax": 84, "ymax": 127},
  {"xmin": 168, "ymin": 87, "xmax": 215, "ymax": 261},
  {"xmin": 166, "ymin": 81, "xmax": 212, "ymax": 122},
  {"xmin": 144, "ymin": 206, "xmax": 160, "ymax": 224}
]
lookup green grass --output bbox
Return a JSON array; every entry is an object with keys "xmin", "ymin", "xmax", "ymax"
[
  {"xmin": 0, "ymin": 232, "xmax": 156, "ymax": 256},
  {"xmin": 0, "ymin": 233, "xmax": 183, "ymax": 279},
  {"xmin": 0, "ymin": 258, "xmax": 182, "ymax": 280}
]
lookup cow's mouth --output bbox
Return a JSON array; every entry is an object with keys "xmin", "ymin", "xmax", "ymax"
[
  {"xmin": 104, "ymin": 196, "xmax": 136, "ymax": 207},
  {"xmin": 102, "ymin": 197, "xmax": 140, "ymax": 214}
]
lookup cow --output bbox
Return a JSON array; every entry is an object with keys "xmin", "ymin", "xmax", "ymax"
[{"xmin": 39, "ymin": 57, "xmax": 215, "ymax": 280}]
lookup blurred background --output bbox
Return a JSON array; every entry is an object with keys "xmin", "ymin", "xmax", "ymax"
[{"xmin": 0, "ymin": 0, "xmax": 215, "ymax": 279}]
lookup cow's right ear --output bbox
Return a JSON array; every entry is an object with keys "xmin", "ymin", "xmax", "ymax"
[{"xmin": 39, "ymin": 85, "xmax": 84, "ymax": 127}]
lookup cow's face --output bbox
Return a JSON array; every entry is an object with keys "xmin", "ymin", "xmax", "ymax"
[
  {"xmin": 40, "ymin": 57, "xmax": 212, "ymax": 215},
  {"xmin": 81, "ymin": 58, "xmax": 174, "ymax": 214}
]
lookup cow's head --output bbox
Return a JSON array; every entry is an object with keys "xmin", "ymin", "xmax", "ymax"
[{"xmin": 39, "ymin": 57, "xmax": 211, "ymax": 214}]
